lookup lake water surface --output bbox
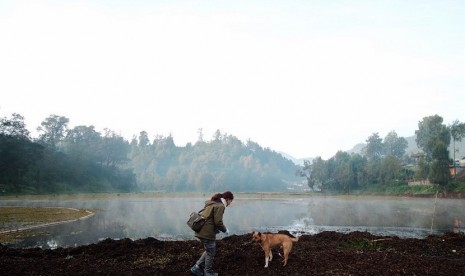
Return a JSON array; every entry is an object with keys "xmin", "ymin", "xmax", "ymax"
[{"xmin": 1, "ymin": 194, "xmax": 464, "ymax": 249}]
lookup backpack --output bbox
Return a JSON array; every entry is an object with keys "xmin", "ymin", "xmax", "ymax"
[
  {"xmin": 187, "ymin": 212, "xmax": 206, "ymax": 232},
  {"xmin": 187, "ymin": 202, "xmax": 215, "ymax": 232}
]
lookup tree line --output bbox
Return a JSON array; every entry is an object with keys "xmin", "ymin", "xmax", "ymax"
[
  {"xmin": 2, "ymin": 112, "xmax": 464, "ymax": 195},
  {"xmin": 0, "ymin": 114, "xmax": 136, "ymax": 193},
  {"xmin": 0, "ymin": 113, "xmax": 300, "ymax": 194},
  {"xmin": 299, "ymin": 115, "xmax": 465, "ymax": 193}
]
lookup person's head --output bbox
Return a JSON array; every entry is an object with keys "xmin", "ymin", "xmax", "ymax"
[
  {"xmin": 211, "ymin": 191, "xmax": 234, "ymax": 206},
  {"xmin": 222, "ymin": 191, "xmax": 234, "ymax": 201}
]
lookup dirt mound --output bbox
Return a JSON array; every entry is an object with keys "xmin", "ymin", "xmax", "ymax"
[{"xmin": 1, "ymin": 231, "xmax": 464, "ymax": 275}]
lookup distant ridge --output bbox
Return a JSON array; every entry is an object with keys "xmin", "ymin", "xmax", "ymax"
[{"xmin": 279, "ymin": 152, "xmax": 312, "ymax": 166}]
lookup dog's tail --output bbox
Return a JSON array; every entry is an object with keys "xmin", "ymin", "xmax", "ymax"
[{"xmin": 291, "ymin": 236, "xmax": 299, "ymax": 242}]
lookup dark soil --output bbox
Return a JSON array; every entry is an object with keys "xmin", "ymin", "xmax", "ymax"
[{"xmin": 1, "ymin": 231, "xmax": 465, "ymax": 276}]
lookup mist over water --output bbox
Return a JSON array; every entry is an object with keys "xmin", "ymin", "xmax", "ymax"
[{"xmin": 1, "ymin": 195, "xmax": 464, "ymax": 249}]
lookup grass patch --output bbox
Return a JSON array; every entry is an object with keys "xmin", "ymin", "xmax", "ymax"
[
  {"xmin": 0, "ymin": 206, "xmax": 93, "ymax": 245},
  {"xmin": 341, "ymin": 239, "xmax": 374, "ymax": 250},
  {"xmin": 0, "ymin": 206, "xmax": 91, "ymax": 225},
  {"xmin": 340, "ymin": 238, "xmax": 393, "ymax": 252},
  {"xmin": 448, "ymin": 182, "xmax": 465, "ymax": 192}
]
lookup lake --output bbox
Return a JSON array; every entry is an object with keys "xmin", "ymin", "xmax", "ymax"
[{"xmin": 1, "ymin": 194, "xmax": 464, "ymax": 249}]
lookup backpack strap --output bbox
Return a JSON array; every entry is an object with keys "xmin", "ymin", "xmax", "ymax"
[{"xmin": 198, "ymin": 202, "xmax": 216, "ymax": 219}]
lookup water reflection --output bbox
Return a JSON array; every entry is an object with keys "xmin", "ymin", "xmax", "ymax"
[{"xmin": 1, "ymin": 196, "xmax": 464, "ymax": 249}]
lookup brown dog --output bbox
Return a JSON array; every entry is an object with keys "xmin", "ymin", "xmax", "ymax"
[{"xmin": 252, "ymin": 231, "xmax": 299, "ymax": 268}]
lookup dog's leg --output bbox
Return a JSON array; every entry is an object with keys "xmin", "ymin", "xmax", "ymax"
[
  {"xmin": 264, "ymin": 249, "xmax": 270, "ymax": 268},
  {"xmin": 263, "ymin": 246, "xmax": 273, "ymax": 268},
  {"xmin": 282, "ymin": 243, "xmax": 292, "ymax": 266}
]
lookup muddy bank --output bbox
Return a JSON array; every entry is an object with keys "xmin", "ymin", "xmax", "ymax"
[{"xmin": 1, "ymin": 231, "xmax": 464, "ymax": 275}]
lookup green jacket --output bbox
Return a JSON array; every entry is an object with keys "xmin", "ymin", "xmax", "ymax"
[{"xmin": 195, "ymin": 200, "xmax": 227, "ymax": 240}]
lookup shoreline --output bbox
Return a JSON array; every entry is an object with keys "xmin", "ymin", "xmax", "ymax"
[{"xmin": 1, "ymin": 190, "xmax": 465, "ymax": 201}]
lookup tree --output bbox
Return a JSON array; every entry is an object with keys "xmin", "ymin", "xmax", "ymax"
[
  {"xmin": 415, "ymin": 115, "xmax": 450, "ymax": 161},
  {"xmin": 331, "ymin": 151, "xmax": 354, "ymax": 193},
  {"xmin": 297, "ymin": 157, "xmax": 326, "ymax": 191},
  {"xmin": 37, "ymin": 115, "xmax": 69, "ymax": 150},
  {"xmin": 212, "ymin": 129, "xmax": 222, "ymax": 142},
  {"xmin": 63, "ymin": 125, "xmax": 101, "ymax": 161},
  {"xmin": 415, "ymin": 115, "xmax": 451, "ymax": 186},
  {"xmin": 429, "ymin": 142, "xmax": 451, "ymax": 186},
  {"xmin": 415, "ymin": 155, "xmax": 430, "ymax": 184},
  {"xmin": 0, "ymin": 114, "xmax": 44, "ymax": 192},
  {"xmin": 0, "ymin": 135, "xmax": 44, "ymax": 192},
  {"xmin": 380, "ymin": 155, "xmax": 402, "ymax": 185},
  {"xmin": 383, "ymin": 131, "xmax": 408, "ymax": 159},
  {"xmin": 98, "ymin": 129, "xmax": 130, "ymax": 167},
  {"xmin": 364, "ymin": 133, "xmax": 383, "ymax": 161},
  {"xmin": 350, "ymin": 153, "xmax": 368, "ymax": 188},
  {"xmin": 0, "ymin": 113, "xmax": 30, "ymax": 138},
  {"xmin": 450, "ymin": 120, "xmax": 465, "ymax": 162},
  {"xmin": 138, "ymin": 131, "xmax": 150, "ymax": 147}
]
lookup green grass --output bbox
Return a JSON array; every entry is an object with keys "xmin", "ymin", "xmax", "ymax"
[
  {"xmin": 0, "ymin": 206, "xmax": 93, "ymax": 245},
  {"xmin": 448, "ymin": 182, "xmax": 465, "ymax": 192},
  {"xmin": 0, "ymin": 206, "xmax": 91, "ymax": 225},
  {"xmin": 340, "ymin": 238, "xmax": 394, "ymax": 252}
]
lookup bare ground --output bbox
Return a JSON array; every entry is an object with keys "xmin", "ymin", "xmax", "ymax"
[{"xmin": 1, "ymin": 230, "xmax": 464, "ymax": 276}]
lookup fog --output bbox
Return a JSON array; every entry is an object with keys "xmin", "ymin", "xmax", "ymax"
[{"xmin": 1, "ymin": 195, "xmax": 464, "ymax": 249}]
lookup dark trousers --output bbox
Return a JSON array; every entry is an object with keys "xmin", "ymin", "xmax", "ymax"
[{"xmin": 195, "ymin": 238, "xmax": 216, "ymax": 275}]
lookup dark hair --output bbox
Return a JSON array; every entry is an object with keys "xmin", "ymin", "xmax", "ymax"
[
  {"xmin": 211, "ymin": 191, "xmax": 234, "ymax": 201},
  {"xmin": 222, "ymin": 191, "xmax": 234, "ymax": 200}
]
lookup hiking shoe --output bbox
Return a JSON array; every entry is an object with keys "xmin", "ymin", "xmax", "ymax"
[{"xmin": 189, "ymin": 265, "xmax": 203, "ymax": 276}]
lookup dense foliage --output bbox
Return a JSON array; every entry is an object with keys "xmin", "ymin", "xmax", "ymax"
[
  {"xmin": 128, "ymin": 130, "xmax": 300, "ymax": 192},
  {"xmin": 1, "ymin": 112, "xmax": 464, "ymax": 195},
  {"xmin": 0, "ymin": 114, "xmax": 136, "ymax": 194},
  {"xmin": 0, "ymin": 114, "xmax": 301, "ymax": 194},
  {"xmin": 300, "ymin": 115, "xmax": 465, "ymax": 192}
]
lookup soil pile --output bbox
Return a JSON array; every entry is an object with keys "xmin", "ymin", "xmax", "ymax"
[{"xmin": 1, "ymin": 231, "xmax": 464, "ymax": 275}]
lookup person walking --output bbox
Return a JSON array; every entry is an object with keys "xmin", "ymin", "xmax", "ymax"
[{"xmin": 189, "ymin": 191, "xmax": 234, "ymax": 276}]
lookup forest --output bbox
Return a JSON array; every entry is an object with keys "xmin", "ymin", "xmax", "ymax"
[
  {"xmin": 1, "ymin": 113, "xmax": 464, "ymax": 195},
  {"xmin": 0, "ymin": 113, "xmax": 300, "ymax": 194}
]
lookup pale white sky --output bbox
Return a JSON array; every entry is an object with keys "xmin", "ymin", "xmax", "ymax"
[{"xmin": 1, "ymin": 0, "xmax": 464, "ymax": 159}]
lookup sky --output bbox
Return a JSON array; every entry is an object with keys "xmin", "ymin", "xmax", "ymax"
[{"xmin": 1, "ymin": 0, "xmax": 464, "ymax": 159}]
